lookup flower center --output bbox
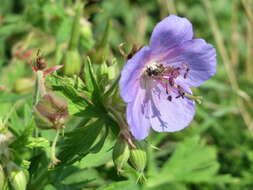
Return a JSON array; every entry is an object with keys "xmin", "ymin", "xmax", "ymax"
[{"xmin": 144, "ymin": 62, "xmax": 190, "ymax": 101}]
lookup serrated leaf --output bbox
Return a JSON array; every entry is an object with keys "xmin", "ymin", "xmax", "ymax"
[
  {"xmin": 103, "ymin": 75, "xmax": 120, "ymax": 98},
  {"xmin": 84, "ymin": 57, "xmax": 97, "ymax": 92},
  {"xmin": 90, "ymin": 126, "xmax": 108, "ymax": 153},
  {"xmin": 75, "ymin": 138, "xmax": 113, "ymax": 168},
  {"xmin": 10, "ymin": 118, "xmax": 35, "ymax": 150},
  {"xmin": 147, "ymin": 136, "xmax": 235, "ymax": 187},
  {"xmin": 84, "ymin": 58, "xmax": 103, "ymax": 106},
  {"xmin": 57, "ymin": 118, "xmax": 104, "ymax": 165},
  {"xmin": 48, "ymin": 74, "xmax": 91, "ymax": 115}
]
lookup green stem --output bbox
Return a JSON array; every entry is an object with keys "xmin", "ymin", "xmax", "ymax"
[
  {"xmin": 107, "ymin": 106, "xmax": 135, "ymax": 147},
  {"xmin": 107, "ymin": 106, "xmax": 127, "ymax": 131},
  {"xmin": 68, "ymin": 2, "xmax": 83, "ymax": 51},
  {"xmin": 50, "ymin": 129, "xmax": 61, "ymax": 167}
]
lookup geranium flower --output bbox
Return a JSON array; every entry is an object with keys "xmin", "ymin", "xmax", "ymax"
[{"xmin": 119, "ymin": 15, "xmax": 216, "ymax": 140}]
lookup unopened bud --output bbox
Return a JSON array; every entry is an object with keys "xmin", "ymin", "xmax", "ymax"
[
  {"xmin": 9, "ymin": 169, "xmax": 27, "ymax": 190},
  {"xmin": 129, "ymin": 141, "xmax": 147, "ymax": 173},
  {"xmin": 13, "ymin": 78, "xmax": 34, "ymax": 94},
  {"xmin": 0, "ymin": 164, "xmax": 5, "ymax": 190},
  {"xmin": 61, "ymin": 50, "xmax": 82, "ymax": 76},
  {"xmin": 33, "ymin": 93, "xmax": 68, "ymax": 130},
  {"xmin": 7, "ymin": 163, "xmax": 27, "ymax": 190},
  {"xmin": 112, "ymin": 138, "xmax": 130, "ymax": 173}
]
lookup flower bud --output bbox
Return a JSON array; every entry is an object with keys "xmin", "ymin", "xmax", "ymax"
[
  {"xmin": 61, "ymin": 50, "xmax": 82, "ymax": 76},
  {"xmin": 6, "ymin": 162, "xmax": 27, "ymax": 190},
  {"xmin": 9, "ymin": 169, "xmax": 27, "ymax": 190},
  {"xmin": 33, "ymin": 93, "xmax": 68, "ymax": 130},
  {"xmin": 0, "ymin": 164, "xmax": 5, "ymax": 190},
  {"xmin": 13, "ymin": 78, "xmax": 34, "ymax": 94},
  {"xmin": 112, "ymin": 138, "xmax": 130, "ymax": 173},
  {"xmin": 129, "ymin": 141, "xmax": 147, "ymax": 173},
  {"xmin": 61, "ymin": 2, "xmax": 83, "ymax": 76}
]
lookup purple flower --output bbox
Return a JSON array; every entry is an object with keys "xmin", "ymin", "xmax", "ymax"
[{"xmin": 119, "ymin": 15, "xmax": 216, "ymax": 140}]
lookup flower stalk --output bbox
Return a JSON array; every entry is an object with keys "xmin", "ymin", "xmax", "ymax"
[
  {"xmin": 107, "ymin": 106, "xmax": 135, "ymax": 148},
  {"xmin": 49, "ymin": 129, "xmax": 61, "ymax": 168},
  {"xmin": 68, "ymin": 2, "xmax": 83, "ymax": 51}
]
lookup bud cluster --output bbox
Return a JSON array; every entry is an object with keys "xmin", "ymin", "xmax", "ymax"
[
  {"xmin": 6, "ymin": 162, "xmax": 27, "ymax": 190},
  {"xmin": 112, "ymin": 138, "xmax": 147, "ymax": 182}
]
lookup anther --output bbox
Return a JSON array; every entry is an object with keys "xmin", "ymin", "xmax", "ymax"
[
  {"xmin": 175, "ymin": 85, "xmax": 185, "ymax": 99},
  {"xmin": 184, "ymin": 68, "xmax": 190, "ymax": 79}
]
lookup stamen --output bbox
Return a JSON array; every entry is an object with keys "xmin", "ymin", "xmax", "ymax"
[
  {"xmin": 185, "ymin": 94, "xmax": 203, "ymax": 104},
  {"xmin": 182, "ymin": 64, "xmax": 190, "ymax": 79},
  {"xmin": 175, "ymin": 85, "xmax": 185, "ymax": 99},
  {"xmin": 144, "ymin": 63, "xmax": 192, "ymax": 101},
  {"xmin": 184, "ymin": 68, "xmax": 190, "ymax": 79}
]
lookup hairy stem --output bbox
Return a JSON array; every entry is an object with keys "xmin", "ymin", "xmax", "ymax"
[
  {"xmin": 107, "ymin": 106, "xmax": 135, "ymax": 147},
  {"xmin": 49, "ymin": 129, "xmax": 61, "ymax": 168},
  {"xmin": 68, "ymin": 2, "xmax": 83, "ymax": 51}
]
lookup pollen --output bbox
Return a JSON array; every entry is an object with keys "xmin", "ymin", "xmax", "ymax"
[{"xmin": 143, "ymin": 62, "xmax": 191, "ymax": 101}]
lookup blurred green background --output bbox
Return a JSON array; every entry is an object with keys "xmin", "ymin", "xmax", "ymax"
[{"xmin": 0, "ymin": 0, "xmax": 253, "ymax": 190}]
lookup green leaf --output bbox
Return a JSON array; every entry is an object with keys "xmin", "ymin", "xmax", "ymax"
[
  {"xmin": 90, "ymin": 126, "xmax": 109, "ymax": 153},
  {"xmin": 83, "ymin": 57, "xmax": 99, "ymax": 93},
  {"xmin": 84, "ymin": 57, "xmax": 106, "ymax": 111},
  {"xmin": 103, "ymin": 74, "xmax": 120, "ymax": 98},
  {"xmin": 147, "ymin": 136, "xmax": 236, "ymax": 187},
  {"xmin": 48, "ymin": 74, "xmax": 91, "ymax": 115},
  {"xmin": 50, "ymin": 167, "xmax": 103, "ymax": 190},
  {"xmin": 97, "ymin": 181, "xmax": 139, "ymax": 190},
  {"xmin": 10, "ymin": 118, "xmax": 35, "ymax": 150},
  {"xmin": 74, "ymin": 138, "xmax": 113, "ymax": 168},
  {"xmin": 57, "ymin": 118, "xmax": 104, "ymax": 165}
]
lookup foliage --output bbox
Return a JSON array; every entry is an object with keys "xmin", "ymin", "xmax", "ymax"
[{"xmin": 0, "ymin": 0, "xmax": 253, "ymax": 190}]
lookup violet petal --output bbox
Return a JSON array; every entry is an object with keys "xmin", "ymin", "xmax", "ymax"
[
  {"xmin": 119, "ymin": 46, "xmax": 151, "ymax": 102},
  {"xmin": 149, "ymin": 83, "xmax": 195, "ymax": 132},
  {"xmin": 163, "ymin": 39, "xmax": 216, "ymax": 87},
  {"xmin": 126, "ymin": 87, "xmax": 150, "ymax": 140},
  {"xmin": 150, "ymin": 15, "xmax": 193, "ymax": 55}
]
